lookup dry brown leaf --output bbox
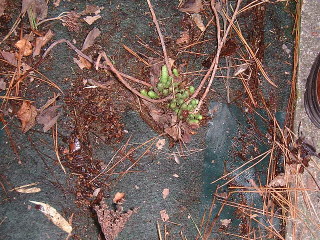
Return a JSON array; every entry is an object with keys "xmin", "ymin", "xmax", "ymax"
[
  {"xmin": 156, "ymin": 138, "xmax": 166, "ymax": 150},
  {"xmin": 179, "ymin": 0, "xmax": 203, "ymax": 13},
  {"xmin": 0, "ymin": 51, "xmax": 17, "ymax": 66},
  {"xmin": 0, "ymin": 0, "xmax": 6, "ymax": 16},
  {"xmin": 220, "ymin": 219, "xmax": 231, "ymax": 227},
  {"xmin": 95, "ymin": 200, "xmax": 136, "ymax": 240},
  {"xmin": 162, "ymin": 188, "xmax": 169, "ymax": 199},
  {"xmin": 176, "ymin": 30, "xmax": 190, "ymax": 45},
  {"xmin": 164, "ymin": 125, "xmax": 180, "ymax": 141},
  {"xmin": 173, "ymin": 153, "xmax": 180, "ymax": 164},
  {"xmin": 22, "ymin": 0, "xmax": 48, "ymax": 20},
  {"xmin": 113, "ymin": 192, "xmax": 125, "ymax": 204},
  {"xmin": 15, "ymin": 39, "xmax": 33, "ymax": 56},
  {"xmin": 191, "ymin": 13, "xmax": 205, "ymax": 32},
  {"xmin": 160, "ymin": 209, "xmax": 169, "ymax": 222},
  {"xmin": 33, "ymin": 30, "xmax": 54, "ymax": 57},
  {"xmin": 53, "ymin": 0, "xmax": 61, "ymax": 7},
  {"xmin": 234, "ymin": 63, "xmax": 249, "ymax": 76},
  {"xmin": 17, "ymin": 101, "xmax": 37, "ymax": 133},
  {"xmin": 83, "ymin": 15, "xmax": 101, "ymax": 25},
  {"xmin": 268, "ymin": 173, "xmax": 286, "ymax": 187},
  {"xmin": 29, "ymin": 201, "xmax": 72, "ymax": 234},
  {"xmin": 73, "ymin": 56, "xmax": 92, "ymax": 69},
  {"xmin": 82, "ymin": 27, "xmax": 101, "ymax": 51},
  {"xmin": 15, "ymin": 187, "xmax": 41, "ymax": 193},
  {"xmin": 37, "ymin": 105, "xmax": 61, "ymax": 132},
  {"xmin": 38, "ymin": 94, "xmax": 60, "ymax": 112},
  {"xmin": 143, "ymin": 100, "xmax": 169, "ymax": 126},
  {"xmin": 0, "ymin": 78, "xmax": 6, "ymax": 90},
  {"xmin": 83, "ymin": 5, "xmax": 103, "ymax": 15},
  {"xmin": 10, "ymin": 182, "xmax": 41, "ymax": 193},
  {"xmin": 149, "ymin": 59, "xmax": 163, "ymax": 87},
  {"xmin": 220, "ymin": 39, "xmax": 238, "ymax": 57},
  {"xmin": 22, "ymin": 0, "xmax": 34, "ymax": 14}
]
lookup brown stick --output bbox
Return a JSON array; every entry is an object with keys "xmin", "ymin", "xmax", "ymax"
[
  {"xmin": 193, "ymin": 0, "xmax": 242, "ymax": 110},
  {"xmin": 146, "ymin": 0, "xmax": 173, "ymax": 76},
  {"xmin": 43, "ymin": 39, "xmax": 152, "ymax": 88},
  {"xmin": 98, "ymin": 52, "xmax": 172, "ymax": 103}
]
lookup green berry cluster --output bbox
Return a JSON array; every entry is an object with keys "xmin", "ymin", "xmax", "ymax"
[{"xmin": 140, "ymin": 65, "xmax": 202, "ymax": 125}]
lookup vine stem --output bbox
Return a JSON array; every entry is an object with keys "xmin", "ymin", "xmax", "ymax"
[
  {"xmin": 193, "ymin": 0, "xmax": 242, "ymax": 111},
  {"xmin": 42, "ymin": 39, "xmax": 154, "ymax": 88},
  {"xmin": 97, "ymin": 52, "xmax": 172, "ymax": 103},
  {"xmin": 146, "ymin": 0, "xmax": 173, "ymax": 76}
]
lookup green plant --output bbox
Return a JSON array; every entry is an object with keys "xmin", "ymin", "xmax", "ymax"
[{"xmin": 140, "ymin": 65, "xmax": 202, "ymax": 125}]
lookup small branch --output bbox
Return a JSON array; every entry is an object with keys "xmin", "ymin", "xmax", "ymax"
[
  {"xmin": 97, "ymin": 52, "xmax": 171, "ymax": 103},
  {"xmin": 146, "ymin": 0, "xmax": 172, "ymax": 76},
  {"xmin": 43, "ymin": 39, "xmax": 152, "ymax": 88},
  {"xmin": 195, "ymin": 0, "xmax": 242, "ymax": 110},
  {"xmin": 190, "ymin": 0, "xmax": 222, "ymax": 100}
]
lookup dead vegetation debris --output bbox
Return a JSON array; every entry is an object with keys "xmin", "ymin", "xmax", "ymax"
[{"xmin": 94, "ymin": 200, "xmax": 137, "ymax": 240}]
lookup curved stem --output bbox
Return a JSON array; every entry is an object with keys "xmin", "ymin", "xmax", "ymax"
[{"xmin": 146, "ymin": 0, "xmax": 172, "ymax": 76}]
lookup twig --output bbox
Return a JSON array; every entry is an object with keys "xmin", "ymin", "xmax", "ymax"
[
  {"xmin": 97, "ymin": 52, "xmax": 172, "ymax": 103},
  {"xmin": 196, "ymin": 0, "xmax": 242, "ymax": 110},
  {"xmin": 43, "ymin": 39, "xmax": 154, "ymax": 89},
  {"xmin": 146, "ymin": 0, "xmax": 172, "ymax": 76}
]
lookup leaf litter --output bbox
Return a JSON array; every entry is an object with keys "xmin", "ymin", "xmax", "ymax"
[{"xmin": 29, "ymin": 201, "xmax": 72, "ymax": 234}]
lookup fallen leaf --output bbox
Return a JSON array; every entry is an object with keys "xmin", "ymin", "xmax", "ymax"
[
  {"xmin": 93, "ymin": 188, "xmax": 101, "ymax": 197},
  {"xmin": 113, "ymin": 192, "xmax": 125, "ymax": 204},
  {"xmin": 179, "ymin": 0, "xmax": 203, "ymax": 13},
  {"xmin": 37, "ymin": 105, "xmax": 61, "ymax": 132},
  {"xmin": 38, "ymin": 94, "xmax": 60, "ymax": 112},
  {"xmin": 162, "ymin": 188, "xmax": 169, "ymax": 199},
  {"xmin": 149, "ymin": 59, "xmax": 163, "ymax": 87},
  {"xmin": 83, "ymin": 15, "xmax": 101, "ymax": 25},
  {"xmin": 234, "ymin": 63, "xmax": 249, "ymax": 76},
  {"xmin": 268, "ymin": 173, "xmax": 286, "ymax": 187},
  {"xmin": 176, "ymin": 30, "xmax": 190, "ymax": 45},
  {"xmin": 15, "ymin": 39, "xmax": 33, "ymax": 56},
  {"xmin": 33, "ymin": 30, "xmax": 54, "ymax": 57},
  {"xmin": 10, "ymin": 182, "xmax": 41, "ymax": 193},
  {"xmin": 95, "ymin": 200, "xmax": 136, "ymax": 240},
  {"xmin": 29, "ymin": 201, "xmax": 72, "ymax": 233},
  {"xmin": 0, "ymin": 51, "xmax": 17, "ymax": 66},
  {"xmin": 143, "ymin": 100, "xmax": 169, "ymax": 126},
  {"xmin": 17, "ymin": 101, "xmax": 37, "ymax": 133},
  {"xmin": 164, "ymin": 125, "xmax": 180, "ymax": 141},
  {"xmin": 82, "ymin": 5, "xmax": 103, "ymax": 15},
  {"xmin": 61, "ymin": 11, "xmax": 81, "ymax": 32},
  {"xmin": 220, "ymin": 39, "xmax": 238, "ymax": 57},
  {"xmin": 191, "ymin": 13, "xmax": 205, "ymax": 32},
  {"xmin": 160, "ymin": 209, "xmax": 169, "ymax": 222},
  {"xmin": 73, "ymin": 56, "xmax": 92, "ymax": 69},
  {"xmin": 82, "ymin": 27, "xmax": 101, "ymax": 51},
  {"xmin": 173, "ymin": 153, "xmax": 180, "ymax": 164},
  {"xmin": 220, "ymin": 219, "xmax": 231, "ymax": 227},
  {"xmin": 22, "ymin": 0, "xmax": 48, "ymax": 20},
  {"xmin": 53, "ymin": 0, "xmax": 61, "ymax": 7},
  {"xmin": 156, "ymin": 138, "xmax": 166, "ymax": 150},
  {"xmin": 0, "ymin": 78, "xmax": 6, "ymax": 90},
  {"xmin": 0, "ymin": 0, "xmax": 6, "ymax": 16},
  {"xmin": 15, "ymin": 187, "xmax": 41, "ymax": 193},
  {"xmin": 22, "ymin": 0, "xmax": 35, "ymax": 14},
  {"xmin": 173, "ymin": 174, "xmax": 179, "ymax": 178}
]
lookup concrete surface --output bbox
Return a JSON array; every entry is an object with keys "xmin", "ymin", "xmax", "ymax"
[{"xmin": 288, "ymin": 0, "xmax": 320, "ymax": 239}]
